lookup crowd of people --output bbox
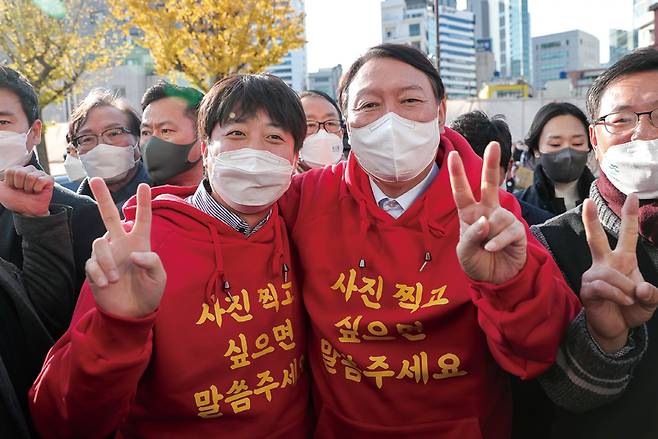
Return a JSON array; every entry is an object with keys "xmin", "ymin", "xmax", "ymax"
[{"xmin": 1, "ymin": 42, "xmax": 658, "ymax": 439}]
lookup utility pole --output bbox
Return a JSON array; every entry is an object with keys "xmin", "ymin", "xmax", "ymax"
[{"xmin": 434, "ymin": 0, "xmax": 440, "ymax": 70}]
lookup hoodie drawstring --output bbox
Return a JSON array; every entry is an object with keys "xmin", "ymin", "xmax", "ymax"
[
  {"xmin": 357, "ymin": 199, "xmax": 370, "ymax": 275},
  {"xmin": 272, "ymin": 214, "xmax": 290, "ymax": 283},
  {"xmin": 205, "ymin": 224, "xmax": 233, "ymax": 304},
  {"xmin": 419, "ymin": 215, "xmax": 433, "ymax": 272}
]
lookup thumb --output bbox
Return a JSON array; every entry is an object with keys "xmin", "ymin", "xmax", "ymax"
[
  {"xmin": 458, "ymin": 216, "xmax": 490, "ymax": 255},
  {"xmin": 635, "ymin": 282, "xmax": 658, "ymax": 312},
  {"xmin": 130, "ymin": 251, "xmax": 166, "ymax": 281}
]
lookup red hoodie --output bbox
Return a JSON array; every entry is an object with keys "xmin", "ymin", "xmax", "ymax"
[
  {"xmin": 278, "ymin": 128, "xmax": 581, "ymax": 439},
  {"xmin": 29, "ymin": 185, "xmax": 309, "ymax": 439}
]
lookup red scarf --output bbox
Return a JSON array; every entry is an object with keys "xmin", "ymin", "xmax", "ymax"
[{"xmin": 596, "ymin": 171, "xmax": 658, "ymax": 245}]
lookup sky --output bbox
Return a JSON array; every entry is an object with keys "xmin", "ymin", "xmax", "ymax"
[{"xmin": 305, "ymin": 0, "xmax": 635, "ymax": 73}]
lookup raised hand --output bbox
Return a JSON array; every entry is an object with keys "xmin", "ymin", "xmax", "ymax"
[
  {"xmin": 448, "ymin": 142, "xmax": 527, "ymax": 284},
  {"xmin": 85, "ymin": 178, "xmax": 166, "ymax": 318},
  {"xmin": 0, "ymin": 165, "xmax": 54, "ymax": 217},
  {"xmin": 581, "ymin": 194, "xmax": 658, "ymax": 353}
]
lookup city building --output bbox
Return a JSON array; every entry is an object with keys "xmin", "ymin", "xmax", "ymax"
[
  {"xmin": 381, "ymin": 0, "xmax": 477, "ymax": 98},
  {"xmin": 475, "ymin": 38, "xmax": 496, "ymax": 92},
  {"xmin": 633, "ymin": 0, "xmax": 658, "ymax": 48},
  {"xmin": 266, "ymin": 0, "xmax": 307, "ymax": 91},
  {"xmin": 467, "ymin": 0, "xmax": 531, "ymax": 83},
  {"xmin": 532, "ymin": 30, "xmax": 600, "ymax": 91},
  {"xmin": 307, "ymin": 64, "xmax": 342, "ymax": 98},
  {"xmin": 566, "ymin": 67, "xmax": 607, "ymax": 97},
  {"xmin": 609, "ymin": 29, "xmax": 635, "ymax": 64},
  {"xmin": 467, "ymin": 0, "xmax": 491, "ymax": 41},
  {"xmin": 478, "ymin": 81, "xmax": 529, "ymax": 99}
]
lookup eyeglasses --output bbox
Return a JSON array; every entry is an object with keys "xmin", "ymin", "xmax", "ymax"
[
  {"xmin": 594, "ymin": 108, "xmax": 658, "ymax": 134},
  {"xmin": 306, "ymin": 119, "xmax": 342, "ymax": 135},
  {"xmin": 73, "ymin": 127, "xmax": 133, "ymax": 153}
]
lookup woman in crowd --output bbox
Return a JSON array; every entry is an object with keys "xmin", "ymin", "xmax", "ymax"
[{"xmin": 516, "ymin": 102, "xmax": 595, "ymax": 216}]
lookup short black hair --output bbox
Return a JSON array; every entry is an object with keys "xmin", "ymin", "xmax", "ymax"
[
  {"xmin": 587, "ymin": 47, "xmax": 658, "ymax": 119},
  {"xmin": 0, "ymin": 66, "xmax": 39, "ymax": 126},
  {"xmin": 450, "ymin": 111, "xmax": 512, "ymax": 169},
  {"xmin": 198, "ymin": 74, "xmax": 307, "ymax": 152},
  {"xmin": 141, "ymin": 81, "xmax": 204, "ymax": 125},
  {"xmin": 67, "ymin": 89, "xmax": 141, "ymax": 145},
  {"xmin": 299, "ymin": 90, "xmax": 343, "ymax": 121},
  {"xmin": 337, "ymin": 43, "xmax": 445, "ymax": 113},
  {"xmin": 524, "ymin": 102, "xmax": 591, "ymax": 155}
]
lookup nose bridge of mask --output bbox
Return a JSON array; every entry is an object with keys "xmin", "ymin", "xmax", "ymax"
[{"xmin": 215, "ymin": 147, "xmax": 292, "ymax": 174}]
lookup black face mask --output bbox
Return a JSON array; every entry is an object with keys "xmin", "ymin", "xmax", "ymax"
[
  {"xmin": 539, "ymin": 147, "xmax": 589, "ymax": 183},
  {"xmin": 142, "ymin": 136, "xmax": 200, "ymax": 184}
]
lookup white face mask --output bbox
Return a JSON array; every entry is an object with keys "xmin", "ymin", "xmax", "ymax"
[
  {"xmin": 64, "ymin": 154, "xmax": 87, "ymax": 181},
  {"xmin": 209, "ymin": 146, "xmax": 294, "ymax": 214},
  {"xmin": 299, "ymin": 130, "xmax": 343, "ymax": 168},
  {"xmin": 78, "ymin": 143, "xmax": 136, "ymax": 182},
  {"xmin": 601, "ymin": 138, "xmax": 658, "ymax": 199},
  {"xmin": 0, "ymin": 130, "xmax": 32, "ymax": 172},
  {"xmin": 349, "ymin": 112, "xmax": 440, "ymax": 183}
]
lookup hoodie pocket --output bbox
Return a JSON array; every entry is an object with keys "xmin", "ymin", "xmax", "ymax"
[{"xmin": 313, "ymin": 404, "xmax": 484, "ymax": 439}]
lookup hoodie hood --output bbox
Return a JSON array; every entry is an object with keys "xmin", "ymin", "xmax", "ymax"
[
  {"xmin": 342, "ymin": 127, "xmax": 487, "ymax": 273},
  {"xmin": 122, "ymin": 183, "xmax": 291, "ymax": 306}
]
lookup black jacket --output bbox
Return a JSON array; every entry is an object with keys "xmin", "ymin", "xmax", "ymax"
[
  {"xmin": 0, "ymin": 207, "xmax": 76, "ymax": 439},
  {"xmin": 516, "ymin": 164, "xmax": 595, "ymax": 216},
  {"xmin": 0, "ymin": 155, "xmax": 105, "ymax": 332},
  {"xmin": 529, "ymin": 187, "xmax": 658, "ymax": 439}
]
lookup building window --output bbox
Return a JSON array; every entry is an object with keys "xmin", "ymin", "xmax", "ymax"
[{"xmin": 409, "ymin": 23, "xmax": 421, "ymax": 37}]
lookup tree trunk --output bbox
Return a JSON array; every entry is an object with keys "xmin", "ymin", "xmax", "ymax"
[
  {"xmin": 36, "ymin": 143, "xmax": 50, "ymax": 174},
  {"xmin": 36, "ymin": 111, "xmax": 50, "ymax": 174}
]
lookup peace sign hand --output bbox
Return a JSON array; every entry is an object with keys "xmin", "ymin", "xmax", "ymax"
[
  {"xmin": 448, "ymin": 142, "xmax": 527, "ymax": 284},
  {"xmin": 581, "ymin": 194, "xmax": 658, "ymax": 353},
  {"xmin": 85, "ymin": 178, "xmax": 166, "ymax": 319}
]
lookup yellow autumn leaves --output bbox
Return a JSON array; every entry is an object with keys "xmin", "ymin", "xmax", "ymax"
[{"xmin": 0, "ymin": 0, "xmax": 305, "ymax": 108}]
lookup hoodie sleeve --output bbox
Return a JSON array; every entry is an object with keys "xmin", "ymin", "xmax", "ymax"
[
  {"xmin": 29, "ymin": 282, "xmax": 156, "ymax": 439},
  {"xmin": 468, "ymin": 192, "xmax": 582, "ymax": 380}
]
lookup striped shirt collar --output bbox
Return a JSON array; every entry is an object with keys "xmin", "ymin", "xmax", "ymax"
[{"xmin": 185, "ymin": 180, "xmax": 271, "ymax": 237}]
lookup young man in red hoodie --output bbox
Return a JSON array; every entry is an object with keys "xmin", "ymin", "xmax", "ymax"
[
  {"xmin": 277, "ymin": 43, "xmax": 583, "ymax": 438},
  {"xmin": 29, "ymin": 75, "xmax": 309, "ymax": 438}
]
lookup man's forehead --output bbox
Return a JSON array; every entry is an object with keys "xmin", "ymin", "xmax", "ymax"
[
  {"xmin": 143, "ymin": 96, "xmax": 188, "ymax": 121},
  {"xmin": 599, "ymin": 71, "xmax": 658, "ymax": 113},
  {"xmin": 0, "ymin": 88, "xmax": 25, "ymax": 115}
]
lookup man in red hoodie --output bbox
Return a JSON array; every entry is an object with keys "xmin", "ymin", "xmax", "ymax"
[
  {"xmin": 278, "ymin": 43, "xmax": 583, "ymax": 438},
  {"xmin": 29, "ymin": 74, "xmax": 309, "ymax": 438}
]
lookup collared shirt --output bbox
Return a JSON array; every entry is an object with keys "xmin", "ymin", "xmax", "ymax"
[
  {"xmin": 369, "ymin": 162, "xmax": 439, "ymax": 219},
  {"xmin": 185, "ymin": 180, "xmax": 270, "ymax": 237}
]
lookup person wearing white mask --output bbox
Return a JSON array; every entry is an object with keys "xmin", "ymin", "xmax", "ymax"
[
  {"xmin": 276, "ymin": 43, "xmax": 586, "ymax": 438},
  {"xmin": 0, "ymin": 66, "xmax": 104, "ymax": 296},
  {"xmin": 530, "ymin": 47, "xmax": 658, "ymax": 439},
  {"xmin": 58, "ymin": 145, "xmax": 87, "ymax": 191},
  {"xmin": 68, "ymin": 88, "xmax": 151, "ymax": 214},
  {"xmin": 297, "ymin": 90, "xmax": 345, "ymax": 172},
  {"xmin": 30, "ymin": 74, "xmax": 310, "ymax": 438}
]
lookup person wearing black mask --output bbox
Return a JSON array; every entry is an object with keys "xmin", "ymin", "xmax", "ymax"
[
  {"xmin": 516, "ymin": 102, "xmax": 595, "ymax": 216},
  {"xmin": 140, "ymin": 81, "xmax": 204, "ymax": 187}
]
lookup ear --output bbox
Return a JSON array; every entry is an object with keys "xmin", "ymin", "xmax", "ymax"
[
  {"xmin": 27, "ymin": 119, "xmax": 42, "ymax": 152},
  {"xmin": 438, "ymin": 98, "xmax": 447, "ymax": 134},
  {"xmin": 589, "ymin": 124, "xmax": 604, "ymax": 162}
]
